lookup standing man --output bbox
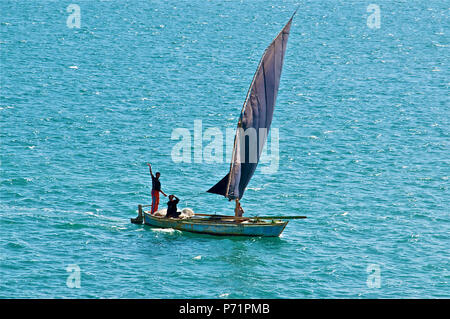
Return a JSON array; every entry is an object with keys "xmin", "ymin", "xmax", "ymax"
[
  {"xmin": 235, "ymin": 199, "xmax": 244, "ymax": 217},
  {"xmin": 147, "ymin": 163, "xmax": 167, "ymax": 214}
]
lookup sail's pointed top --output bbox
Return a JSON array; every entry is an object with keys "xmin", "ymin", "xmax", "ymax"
[{"xmin": 207, "ymin": 12, "xmax": 295, "ymax": 200}]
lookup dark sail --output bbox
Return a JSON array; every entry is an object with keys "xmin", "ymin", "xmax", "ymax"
[{"xmin": 208, "ymin": 12, "xmax": 294, "ymax": 200}]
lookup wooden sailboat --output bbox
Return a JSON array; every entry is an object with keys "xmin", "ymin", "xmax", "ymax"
[{"xmin": 133, "ymin": 11, "xmax": 305, "ymax": 237}]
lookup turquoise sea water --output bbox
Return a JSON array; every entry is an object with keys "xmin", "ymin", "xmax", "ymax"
[{"xmin": 1, "ymin": 0, "xmax": 449, "ymax": 298}]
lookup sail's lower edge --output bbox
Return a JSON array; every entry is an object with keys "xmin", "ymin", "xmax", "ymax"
[{"xmin": 206, "ymin": 173, "xmax": 230, "ymax": 197}]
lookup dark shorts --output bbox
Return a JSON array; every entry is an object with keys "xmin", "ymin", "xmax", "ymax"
[{"xmin": 166, "ymin": 211, "xmax": 181, "ymax": 218}]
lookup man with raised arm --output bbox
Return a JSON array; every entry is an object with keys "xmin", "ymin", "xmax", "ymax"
[{"xmin": 147, "ymin": 163, "xmax": 167, "ymax": 214}]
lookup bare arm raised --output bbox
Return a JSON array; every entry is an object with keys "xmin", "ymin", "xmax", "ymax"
[{"xmin": 147, "ymin": 163, "xmax": 154, "ymax": 178}]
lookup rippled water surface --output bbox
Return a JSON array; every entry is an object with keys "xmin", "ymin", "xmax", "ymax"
[{"xmin": 1, "ymin": 0, "xmax": 449, "ymax": 298}]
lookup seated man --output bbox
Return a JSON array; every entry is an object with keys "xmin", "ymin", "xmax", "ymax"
[{"xmin": 166, "ymin": 195, "xmax": 181, "ymax": 218}]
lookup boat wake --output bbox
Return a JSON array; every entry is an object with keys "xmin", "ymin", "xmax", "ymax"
[{"xmin": 150, "ymin": 228, "xmax": 181, "ymax": 234}]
